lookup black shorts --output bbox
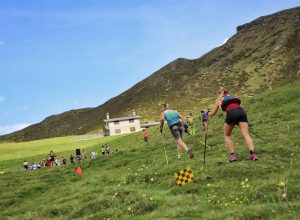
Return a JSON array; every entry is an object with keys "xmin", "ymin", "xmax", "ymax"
[
  {"xmin": 144, "ymin": 137, "xmax": 148, "ymax": 142},
  {"xmin": 225, "ymin": 108, "xmax": 248, "ymax": 125},
  {"xmin": 169, "ymin": 123, "xmax": 183, "ymax": 140}
]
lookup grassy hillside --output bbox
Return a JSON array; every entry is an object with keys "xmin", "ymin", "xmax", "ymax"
[
  {"xmin": 1, "ymin": 6, "xmax": 300, "ymax": 142},
  {"xmin": 0, "ymin": 82, "xmax": 299, "ymax": 219}
]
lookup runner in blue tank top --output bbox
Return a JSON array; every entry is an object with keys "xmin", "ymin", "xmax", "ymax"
[{"xmin": 160, "ymin": 103, "xmax": 194, "ymax": 159}]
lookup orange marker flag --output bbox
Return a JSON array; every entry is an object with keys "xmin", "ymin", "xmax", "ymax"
[{"xmin": 76, "ymin": 166, "xmax": 82, "ymax": 175}]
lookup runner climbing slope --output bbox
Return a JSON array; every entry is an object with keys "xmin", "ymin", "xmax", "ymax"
[
  {"xmin": 208, "ymin": 87, "xmax": 258, "ymax": 162},
  {"xmin": 187, "ymin": 113, "xmax": 195, "ymax": 135},
  {"xmin": 143, "ymin": 129, "xmax": 149, "ymax": 143},
  {"xmin": 160, "ymin": 103, "xmax": 194, "ymax": 160},
  {"xmin": 201, "ymin": 109, "xmax": 209, "ymax": 131}
]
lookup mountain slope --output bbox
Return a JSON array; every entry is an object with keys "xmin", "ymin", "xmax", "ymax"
[
  {"xmin": 0, "ymin": 82, "xmax": 300, "ymax": 219},
  {"xmin": 1, "ymin": 6, "xmax": 300, "ymax": 142}
]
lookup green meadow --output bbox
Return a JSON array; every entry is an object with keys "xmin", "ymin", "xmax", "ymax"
[{"xmin": 0, "ymin": 82, "xmax": 299, "ymax": 219}]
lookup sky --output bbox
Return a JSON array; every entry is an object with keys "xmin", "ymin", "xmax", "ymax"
[{"xmin": 0, "ymin": 0, "xmax": 299, "ymax": 135}]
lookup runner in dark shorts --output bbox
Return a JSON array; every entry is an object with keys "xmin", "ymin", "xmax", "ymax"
[
  {"xmin": 208, "ymin": 87, "xmax": 258, "ymax": 162},
  {"xmin": 160, "ymin": 104, "xmax": 194, "ymax": 160},
  {"xmin": 170, "ymin": 123, "xmax": 183, "ymax": 140},
  {"xmin": 225, "ymin": 108, "xmax": 248, "ymax": 125}
]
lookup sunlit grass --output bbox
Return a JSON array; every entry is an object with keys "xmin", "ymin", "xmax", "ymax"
[{"xmin": 0, "ymin": 82, "xmax": 299, "ymax": 219}]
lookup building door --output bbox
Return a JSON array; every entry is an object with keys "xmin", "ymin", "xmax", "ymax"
[{"xmin": 130, "ymin": 127, "xmax": 136, "ymax": 132}]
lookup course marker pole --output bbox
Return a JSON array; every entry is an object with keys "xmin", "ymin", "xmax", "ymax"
[
  {"xmin": 249, "ymin": 128, "xmax": 267, "ymax": 142},
  {"xmin": 203, "ymin": 113, "xmax": 209, "ymax": 165},
  {"xmin": 160, "ymin": 129, "xmax": 169, "ymax": 165}
]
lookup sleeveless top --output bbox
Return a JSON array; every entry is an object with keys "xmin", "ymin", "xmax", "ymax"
[
  {"xmin": 164, "ymin": 110, "xmax": 180, "ymax": 126},
  {"xmin": 221, "ymin": 94, "xmax": 241, "ymax": 112}
]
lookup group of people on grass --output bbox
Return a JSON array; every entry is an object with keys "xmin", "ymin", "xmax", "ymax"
[
  {"xmin": 160, "ymin": 87, "xmax": 258, "ymax": 162},
  {"xmin": 23, "ymin": 144, "xmax": 113, "ymax": 170}
]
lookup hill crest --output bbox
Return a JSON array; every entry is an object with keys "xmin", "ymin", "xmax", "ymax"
[{"xmin": 1, "ymin": 6, "xmax": 300, "ymax": 142}]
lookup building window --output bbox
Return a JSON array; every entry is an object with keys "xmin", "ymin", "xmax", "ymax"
[
  {"xmin": 115, "ymin": 129, "xmax": 121, "ymax": 134},
  {"xmin": 130, "ymin": 127, "xmax": 136, "ymax": 132},
  {"xmin": 114, "ymin": 121, "xmax": 120, "ymax": 125},
  {"xmin": 129, "ymin": 119, "xmax": 134, "ymax": 123}
]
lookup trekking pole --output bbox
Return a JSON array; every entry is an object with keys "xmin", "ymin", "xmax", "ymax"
[
  {"xmin": 249, "ymin": 128, "xmax": 267, "ymax": 142},
  {"xmin": 160, "ymin": 129, "xmax": 169, "ymax": 165},
  {"xmin": 203, "ymin": 113, "xmax": 209, "ymax": 166}
]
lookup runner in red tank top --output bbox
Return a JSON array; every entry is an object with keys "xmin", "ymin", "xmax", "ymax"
[{"xmin": 209, "ymin": 87, "xmax": 258, "ymax": 162}]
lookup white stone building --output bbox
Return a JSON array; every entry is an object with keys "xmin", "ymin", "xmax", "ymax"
[{"xmin": 103, "ymin": 110, "xmax": 142, "ymax": 136}]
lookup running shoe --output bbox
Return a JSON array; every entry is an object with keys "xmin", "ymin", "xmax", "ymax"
[
  {"xmin": 229, "ymin": 153, "xmax": 237, "ymax": 162},
  {"xmin": 177, "ymin": 153, "xmax": 182, "ymax": 160},
  {"xmin": 187, "ymin": 148, "xmax": 194, "ymax": 159},
  {"xmin": 250, "ymin": 153, "xmax": 258, "ymax": 161}
]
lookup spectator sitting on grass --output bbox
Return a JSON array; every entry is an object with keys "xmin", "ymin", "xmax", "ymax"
[
  {"xmin": 54, "ymin": 157, "xmax": 61, "ymax": 166},
  {"xmin": 90, "ymin": 151, "xmax": 97, "ymax": 159},
  {"xmin": 32, "ymin": 163, "xmax": 38, "ymax": 170},
  {"xmin": 62, "ymin": 157, "xmax": 66, "ymax": 165},
  {"xmin": 82, "ymin": 149, "xmax": 87, "ymax": 159}
]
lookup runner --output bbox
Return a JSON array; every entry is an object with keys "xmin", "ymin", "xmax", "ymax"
[
  {"xmin": 201, "ymin": 109, "xmax": 208, "ymax": 131},
  {"xmin": 143, "ymin": 129, "xmax": 149, "ymax": 143},
  {"xmin": 187, "ymin": 113, "xmax": 195, "ymax": 135},
  {"xmin": 101, "ymin": 146, "xmax": 105, "ymax": 156},
  {"xmin": 160, "ymin": 103, "xmax": 194, "ymax": 160},
  {"xmin": 23, "ymin": 160, "xmax": 29, "ymax": 170},
  {"xmin": 208, "ymin": 87, "xmax": 258, "ymax": 162}
]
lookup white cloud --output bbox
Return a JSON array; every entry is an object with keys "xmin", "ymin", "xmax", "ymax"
[
  {"xmin": 0, "ymin": 96, "xmax": 5, "ymax": 103},
  {"xmin": 0, "ymin": 123, "xmax": 31, "ymax": 135}
]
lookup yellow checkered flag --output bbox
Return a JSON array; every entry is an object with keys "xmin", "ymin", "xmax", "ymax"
[{"xmin": 175, "ymin": 166, "xmax": 194, "ymax": 186}]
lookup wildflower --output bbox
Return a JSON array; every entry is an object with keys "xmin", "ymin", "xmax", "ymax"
[
  {"xmin": 151, "ymin": 178, "xmax": 154, "ymax": 182},
  {"xmin": 282, "ymin": 193, "xmax": 287, "ymax": 198},
  {"xmin": 149, "ymin": 197, "xmax": 153, "ymax": 201},
  {"xmin": 241, "ymin": 179, "xmax": 249, "ymax": 188},
  {"xmin": 278, "ymin": 181, "xmax": 285, "ymax": 187},
  {"xmin": 207, "ymin": 183, "xmax": 211, "ymax": 187},
  {"xmin": 128, "ymin": 207, "xmax": 131, "ymax": 211}
]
